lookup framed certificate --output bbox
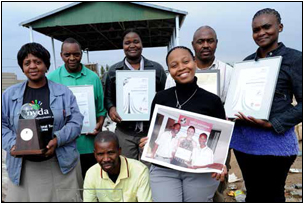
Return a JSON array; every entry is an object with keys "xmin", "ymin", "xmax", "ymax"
[
  {"xmin": 116, "ymin": 70, "xmax": 156, "ymax": 121},
  {"xmin": 224, "ymin": 56, "xmax": 282, "ymax": 120},
  {"xmin": 68, "ymin": 85, "xmax": 96, "ymax": 134},
  {"xmin": 196, "ymin": 70, "xmax": 220, "ymax": 96}
]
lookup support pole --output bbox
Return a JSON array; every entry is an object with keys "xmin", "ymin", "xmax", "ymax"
[
  {"xmin": 168, "ymin": 40, "xmax": 170, "ymax": 50},
  {"xmin": 171, "ymin": 30, "xmax": 174, "ymax": 49},
  {"xmin": 175, "ymin": 15, "xmax": 180, "ymax": 46},
  {"xmin": 51, "ymin": 37, "xmax": 57, "ymax": 71},
  {"xmin": 86, "ymin": 48, "xmax": 90, "ymax": 63},
  {"xmin": 29, "ymin": 26, "xmax": 34, "ymax": 42},
  {"xmin": 173, "ymin": 29, "xmax": 176, "ymax": 47}
]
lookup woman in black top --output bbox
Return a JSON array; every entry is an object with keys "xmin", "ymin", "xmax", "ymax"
[{"xmin": 141, "ymin": 46, "xmax": 227, "ymax": 202}]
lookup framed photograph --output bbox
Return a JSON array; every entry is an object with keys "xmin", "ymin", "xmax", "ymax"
[
  {"xmin": 196, "ymin": 70, "xmax": 220, "ymax": 96},
  {"xmin": 116, "ymin": 70, "xmax": 156, "ymax": 121},
  {"xmin": 224, "ymin": 56, "xmax": 282, "ymax": 120},
  {"xmin": 141, "ymin": 104, "xmax": 235, "ymax": 173},
  {"xmin": 68, "ymin": 85, "xmax": 96, "ymax": 134}
]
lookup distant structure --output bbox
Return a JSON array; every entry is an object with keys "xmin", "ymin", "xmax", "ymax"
[
  {"xmin": 84, "ymin": 63, "xmax": 99, "ymax": 75},
  {"xmin": 19, "ymin": 2, "xmax": 188, "ymax": 71},
  {"xmin": 2, "ymin": 73, "xmax": 24, "ymax": 93}
]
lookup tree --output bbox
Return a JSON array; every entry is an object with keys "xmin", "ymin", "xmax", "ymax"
[{"xmin": 100, "ymin": 65, "xmax": 105, "ymax": 76}]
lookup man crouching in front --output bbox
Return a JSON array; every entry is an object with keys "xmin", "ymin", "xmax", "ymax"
[{"xmin": 83, "ymin": 131, "xmax": 152, "ymax": 202}]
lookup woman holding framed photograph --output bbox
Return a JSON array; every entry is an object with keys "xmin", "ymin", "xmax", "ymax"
[{"xmin": 141, "ymin": 46, "xmax": 227, "ymax": 202}]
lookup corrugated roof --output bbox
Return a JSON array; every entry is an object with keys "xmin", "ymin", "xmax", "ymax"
[
  {"xmin": 20, "ymin": 2, "xmax": 187, "ymax": 27},
  {"xmin": 19, "ymin": 2, "xmax": 187, "ymax": 51}
]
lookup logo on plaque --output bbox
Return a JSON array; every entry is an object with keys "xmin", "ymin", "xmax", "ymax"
[{"xmin": 11, "ymin": 103, "xmax": 46, "ymax": 156}]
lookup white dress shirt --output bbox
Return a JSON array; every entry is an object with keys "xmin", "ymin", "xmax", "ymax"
[
  {"xmin": 155, "ymin": 131, "xmax": 178, "ymax": 158},
  {"xmin": 191, "ymin": 146, "xmax": 214, "ymax": 166}
]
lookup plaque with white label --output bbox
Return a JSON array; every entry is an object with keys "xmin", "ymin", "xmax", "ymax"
[{"xmin": 11, "ymin": 103, "xmax": 46, "ymax": 156}]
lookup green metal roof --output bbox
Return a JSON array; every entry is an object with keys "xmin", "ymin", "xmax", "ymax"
[{"xmin": 20, "ymin": 2, "xmax": 187, "ymax": 51}]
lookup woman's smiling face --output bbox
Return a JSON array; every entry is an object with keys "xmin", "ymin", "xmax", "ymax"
[
  {"xmin": 167, "ymin": 48, "xmax": 196, "ymax": 84},
  {"xmin": 123, "ymin": 32, "xmax": 143, "ymax": 60}
]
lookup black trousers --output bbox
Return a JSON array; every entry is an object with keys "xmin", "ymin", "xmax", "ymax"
[
  {"xmin": 234, "ymin": 149, "xmax": 296, "ymax": 202},
  {"xmin": 80, "ymin": 153, "xmax": 97, "ymax": 179}
]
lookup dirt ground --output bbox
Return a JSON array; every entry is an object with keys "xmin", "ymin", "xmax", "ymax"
[{"xmin": 224, "ymin": 141, "xmax": 303, "ymax": 202}]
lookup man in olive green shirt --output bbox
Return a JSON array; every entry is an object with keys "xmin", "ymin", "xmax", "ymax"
[{"xmin": 48, "ymin": 38, "xmax": 107, "ymax": 178}]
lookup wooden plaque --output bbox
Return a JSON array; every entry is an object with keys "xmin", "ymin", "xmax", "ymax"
[{"xmin": 11, "ymin": 119, "xmax": 46, "ymax": 156}]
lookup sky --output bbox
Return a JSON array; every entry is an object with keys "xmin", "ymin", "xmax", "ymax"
[{"xmin": 2, "ymin": 2, "xmax": 302, "ymax": 80}]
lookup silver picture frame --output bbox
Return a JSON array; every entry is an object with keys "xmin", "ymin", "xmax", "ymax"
[
  {"xmin": 68, "ymin": 85, "xmax": 96, "ymax": 134},
  {"xmin": 224, "ymin": 56, "xmax": 282, "ymax": 120},
  {"xmin": 196, "ymin": 69, "xmax": 220, "ymax": 96},
  {"xmin": 116, "ymin": 70, "xmax": 156, "ymax": 121}
]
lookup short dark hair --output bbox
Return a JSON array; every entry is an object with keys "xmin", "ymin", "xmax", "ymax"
[
  {"xmin": 166, "ymin": 46, "xmax": 194, "ymax": 66},
  {"xmin": 17, "ymin": 42, "xmax": 51, "ymax": 71},
  {"xmin": 188, "ymin": 126, "xmax": 196, "ymax": 132},
  {"xmin": 122, "ymin": 29, "xmax": 142, "ymax": 41},
  {"xmin": 94, "ymin": 131, "xmax": 120, "ymax": 150},
  {"xmin": 253, "ymin": 8, "xmax": 282, "ymax": 24},
  {"xmin": 199, "ymin": 133, "xmax": 208, "ymax": 139},
  {"xmin": 61, "ymin": 37, "xmax": 82, "ymax": 52},
  {"xmin": 173, "ymin": 123, "xmax": 181, "ymax": 128}
]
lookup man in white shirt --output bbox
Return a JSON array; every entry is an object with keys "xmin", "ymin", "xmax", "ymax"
[
  {"xmin": 165, "ymin": 26, "xmax": 233, "ymax": 103},
  {"xmin": 191, "ymin": 133, "xmax": 214, "ymax": 167},
  {"xmin": 152, "ymin": 123, "xmax": 181, "ymax": 163}
]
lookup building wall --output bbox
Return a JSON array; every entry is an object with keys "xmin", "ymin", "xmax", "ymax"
[{"xmin": 2, "ymin": 72, "xmax": 24, "ymax": 93}]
